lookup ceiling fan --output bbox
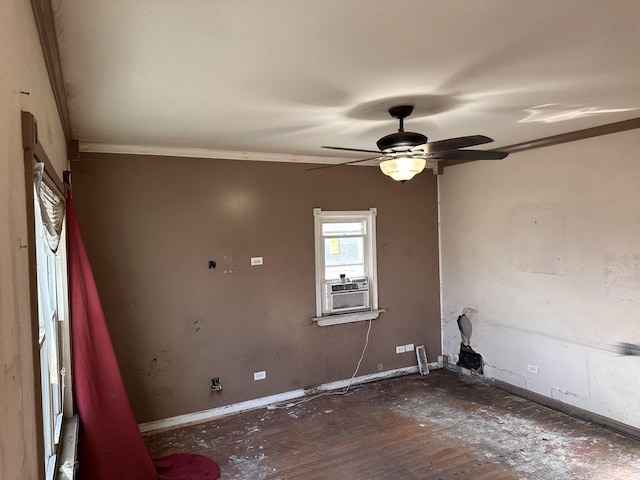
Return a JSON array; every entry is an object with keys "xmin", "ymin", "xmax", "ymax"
[{"xmin": 310, "ymin": 105, "xmax": 509, "ymax": 182}]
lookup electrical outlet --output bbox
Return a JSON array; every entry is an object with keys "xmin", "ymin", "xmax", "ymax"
[
  {"xmin": 405, "ymin": 343, "xmax": 414, "ymax": 352},
  {"xmin": 250, "ymin": 256, "xmax": 263, "ymax": 266},
  {"xmin": 396, "ymin": 345, "xmax": 406, "ymax": 354},
  {"xmin": 254, "ymin": 370, "xmax": 266, "ymax": 381},
  {"xmin": 527, "ymin": 364, "xmax": 539, "ymax": 375},
  {"xmin": 210, "ymin": 377, "xmax": 222, "ymax": 391}
]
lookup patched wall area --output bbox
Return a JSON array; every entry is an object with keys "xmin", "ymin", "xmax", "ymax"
[{"xmin": 439, "ymin": 128, "xmax": 640, "ymax": 428}]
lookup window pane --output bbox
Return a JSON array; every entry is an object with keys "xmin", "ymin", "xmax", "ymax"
[
  {"xmin": 324, "ymin": 237, "xmax": 364, "ymax": 280},
  {"xmin": 322, "ymin": 221, "xmax": 365, "ymax": 236},
  {"xmin": 324, "ymin": 237, "xmax": 363, "ymax": 266}
]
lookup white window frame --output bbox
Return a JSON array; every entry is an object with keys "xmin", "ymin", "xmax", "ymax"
[
  {"xmin": 33, "ymin": 180, "xmax": 70, "ymax": 480},
  {"xmin": 312, "ymin": 208, "xmax": 384, "ymax": 326}
]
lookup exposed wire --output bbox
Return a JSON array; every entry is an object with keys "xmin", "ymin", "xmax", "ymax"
[
  {"xmin": 269, "ymin": 319, "xmax": 373, "ymax": 410},
  {"xmin": 342, "ymin": 317, "xmax": 372, "ymax": 394}
]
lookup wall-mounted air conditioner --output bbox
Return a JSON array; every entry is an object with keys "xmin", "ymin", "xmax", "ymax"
[{"xmin": 324, "ymin": 278, "xmax": 369, "ymax": 314}]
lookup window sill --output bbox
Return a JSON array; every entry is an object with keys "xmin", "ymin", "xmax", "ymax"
[{"xmin": 312, "ymin": 309, "xmax": 385, "ymax": 326}]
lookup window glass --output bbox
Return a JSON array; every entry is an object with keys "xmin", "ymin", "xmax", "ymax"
[
  {"xmin": 324, "ymin": 236, "xmax": 364, "ymax": 280},
  {"xmin": 322, "ymin": 221, "xmax": 365, "ymax": 236}
]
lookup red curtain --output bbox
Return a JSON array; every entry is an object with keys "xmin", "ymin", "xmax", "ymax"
[{"xmin": 67, "ymin": 186, "xmax": 220, "ymax": 480}]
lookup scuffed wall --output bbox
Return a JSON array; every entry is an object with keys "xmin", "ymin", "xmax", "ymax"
[
  {"xmin": 71, "ymin": 154, "xmax": 441, "ymax": 423},
  {"xmin": 0, "ymin": 0, "xmax": 68, "ymax": 479},
  {"xmin": 439, "ymin": 128, "xmax": 640, "ymax": 428}
]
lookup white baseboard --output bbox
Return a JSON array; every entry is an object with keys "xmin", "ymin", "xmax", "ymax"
[{"xmin": 139, "ymin": 363, "xmax": 439, "ymax": 434}]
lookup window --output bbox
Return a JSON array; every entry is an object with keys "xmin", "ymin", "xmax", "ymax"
[
  {"xmin": 23, "ymin": 112, "xmax": 75, "ymax": 479},
  {"xmin": 33, "ymin": 163, "xmax": 70, "ymax": 480},
  {"xmin": 313, "ymin": 208, "xmax": 382, "ymax": 325}
]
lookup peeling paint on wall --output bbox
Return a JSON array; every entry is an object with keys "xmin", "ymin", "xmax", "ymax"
[
  {"xmin": 456, "ymin": 314, "xmax": 483, "ymax": 372},
  {"xmin": 604, "ymin": 254, "xmax": 640, "ymax": 302}
]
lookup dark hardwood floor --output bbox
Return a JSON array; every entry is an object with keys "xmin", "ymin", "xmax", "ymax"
[{"xmin": 145, "ymin": 370, "xmax": 640, "ymax": 479}]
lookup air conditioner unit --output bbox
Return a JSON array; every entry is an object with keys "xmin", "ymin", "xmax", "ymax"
[{"xmin": 324, "ymin": 278, "xmax": 369, "ymax": 314}]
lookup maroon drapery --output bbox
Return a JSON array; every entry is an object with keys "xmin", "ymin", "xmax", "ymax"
[{"xmin": 66, "ymin": 182, "xmax": 220, "ymax": 480}]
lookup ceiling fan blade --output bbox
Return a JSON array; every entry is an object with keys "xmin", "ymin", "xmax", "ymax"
[
  {"xmin": 417, "ymin": 135, "xmax": 494, "ymax": 153},
  {"xmin": 429, "ymin": 150, "xmax": 508, "ymax": 161},
  {"xmin": 322, "ymin": 146, "xmax": 383, "ymax": 155},
  {"xmin": 306, "ymin": 155, "xmax": 382, "ymax": 171}
]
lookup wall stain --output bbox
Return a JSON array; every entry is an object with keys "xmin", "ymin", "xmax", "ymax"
[
  {"xmin": 138, "ymin": 348, "xmax": 174, "ymax": 381},
  {"xmin": 154, "ymin": 385, "xmax": 175, "ymax": 397},
  {"xmin": 181, "ymin": 315, "xmax": 208, "ymax": 353}
]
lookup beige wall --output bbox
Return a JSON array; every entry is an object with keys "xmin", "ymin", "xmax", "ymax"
[
  {"xmin": 71, "ymin": 154, "xmax": 441, "ymax": 423},
  {"xmin": 439, "ymin": 129, "xmax": 640, "ymax": 428},
  {"xmin": 1, "ymin": 0, "xmax": 68, "ymax": 479}
]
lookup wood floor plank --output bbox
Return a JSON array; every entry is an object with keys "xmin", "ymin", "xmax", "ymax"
[{"xmin": 145, "ymin": 370, "xmax": 640, "ymax": 479}]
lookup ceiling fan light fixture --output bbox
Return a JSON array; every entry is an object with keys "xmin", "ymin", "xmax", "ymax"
[{"xmin": 379, "ymin": 156, "xmax": 426, "ymax": 182}]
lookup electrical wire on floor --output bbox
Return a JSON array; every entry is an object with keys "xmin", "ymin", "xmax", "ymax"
[{"xmin": 267, "ymin": 318, "xmax": 373, "ymax": 410}]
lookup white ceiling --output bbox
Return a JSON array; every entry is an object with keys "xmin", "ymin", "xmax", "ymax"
[{"xmin": 53, "ymin": 0, "xmax": 640, "ymax": 164}]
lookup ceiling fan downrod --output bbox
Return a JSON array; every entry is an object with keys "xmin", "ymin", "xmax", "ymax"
[
  {"xmin": 376, "ymin": 105, "xmax": 427, "ymax": 152},
  {"xmin": 388, "ymin": 105, "xmax": 414, "ymax": 132}
]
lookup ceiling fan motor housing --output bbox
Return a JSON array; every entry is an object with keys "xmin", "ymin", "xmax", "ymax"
[
  {"xmin": 388, "ymin": 105, "xmax": 414, "ymax": 119},
  {"xmin": 377, "ymin": 131, "xmax": 428, "ymax": 152}
]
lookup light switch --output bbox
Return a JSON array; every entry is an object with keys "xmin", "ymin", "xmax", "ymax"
[{"xmin": 251, "ymin": 256, "xmax": 263, "ymax": 266}]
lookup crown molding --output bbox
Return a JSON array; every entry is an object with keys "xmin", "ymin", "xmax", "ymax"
[
  {"xmin": 30, "ymin": 0, "xmax": 72, "ymax": 144},
  {"xmin": 498, "ymin": 116, "xmax": 640, "ymax": 154},
  {"xmin": 442, "ymin": 116, "xmax": 640, "ymax": 168}
]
